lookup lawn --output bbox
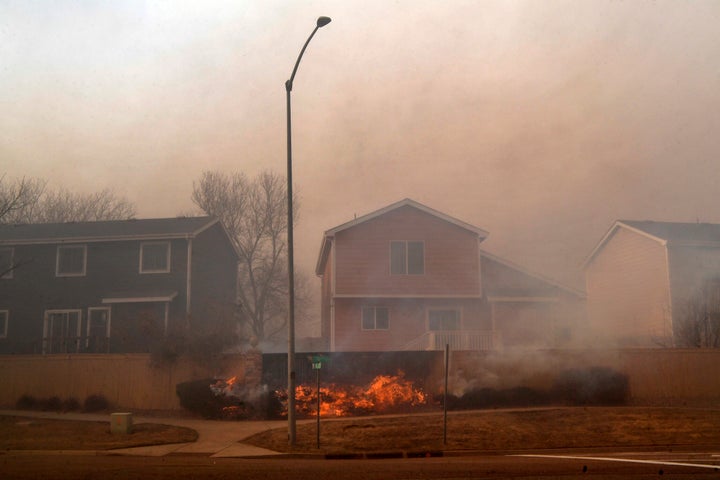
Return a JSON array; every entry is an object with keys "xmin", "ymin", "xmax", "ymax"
[
  {"xmin": 0, "ymin": 416, "xmax": 197, "ymax": 450},
  {"xmin": 244, "ymin": 407, "xmax": 720, "ymax": 454}
]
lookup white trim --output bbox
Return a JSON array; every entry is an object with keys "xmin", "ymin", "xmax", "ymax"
[
  {"xmin": 87, "ymin": 306, "xmax": 111, "ymax": 338},
  {"xmin": 139, "ymin": 241, "xmax": 171, "ymax": 274},
  {"xmin": 0, "ymin": 247, "xmax": 13, "ymax": 279},
  {"xmin": 582, "ymin": 220, "xmax": 668, "ymax": 268},
  {"xmin": 102, "ymin": 292, "xmax": 178, "ymax": 304},
  {"xmin": 43, "ymin": 309, "xmax": 82, "ymax": 354},
  {"xmin": 0, "ymin": 310, "xmax": 8, "ymax": 338},
  {"xmin": 325, "ymin": 198, "xmax": 489, "ymax": 238},
  {"xmin": 487, "ymin": 296, "xmax": 559, "ymax": 303},
  {"xmin": 55, "ymin": 245, "xmax": 87, "ymax": 277}
]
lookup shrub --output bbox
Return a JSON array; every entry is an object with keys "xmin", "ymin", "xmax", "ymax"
[
  {"xmin": 83, "ymin": 394, "xmax": 110, "ymax": 412},
  {"xmin": 62, "ymin": 397, "xmax": 81, "ymax": 412},
  {"xmin": 552, "ymin": 367, "xmax": 629, "ymax": 405},
  {"xmin": 16, "ymin": 394, "xmax": 37, "ymax": 410},
  {"xmin": 176, "ymin": 378, "xmax": 271, "ymax": 420},
  {"xmin": 40, "ymin": 396, "xmax": 62, "ymax": 411}
]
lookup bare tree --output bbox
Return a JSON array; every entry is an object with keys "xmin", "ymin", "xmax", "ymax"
[
  {"xmin": 192, "ymin": 170, "xmax": 303, "ymax": 345},
  {"xmin": 19, "ymin": 187, "xmax": 136, "ymax": 223},
  {"xmin": 1, "ymin": 175, "xmax": 135, "ymax": 277},
  {"xmin": 0, "ymin": 175, "xmax": 46, "ymax": 224},
  {"xmin": 675, "ymin": 278, "xmax": 720, "ymax": 348}
]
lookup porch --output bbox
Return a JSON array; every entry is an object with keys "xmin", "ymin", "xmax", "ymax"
[{"xmin": 401, "ymin": 330, "xmax": 499, "ymax": 351}]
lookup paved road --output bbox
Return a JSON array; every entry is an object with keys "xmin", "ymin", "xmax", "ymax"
[
  {"xmin": 2, "ymin": 451, "xmax": 720, "ymax": 479},
  {"xmin": 2, "ymin": 410, "xmax": 720, "ymax": 479}
]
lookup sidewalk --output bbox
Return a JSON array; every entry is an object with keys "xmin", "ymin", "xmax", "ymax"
[{"xmin": 0, "ymin": 409, "xmax": 304, "ymax": 458}]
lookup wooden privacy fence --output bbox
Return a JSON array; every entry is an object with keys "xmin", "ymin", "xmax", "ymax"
[
  {"xmin": 0, "ymin": 352, "xmax": 261, "ymax": 411},
  {"xmin": 0, "ymin": 349, "xmax": 718, "ymax": 411}
]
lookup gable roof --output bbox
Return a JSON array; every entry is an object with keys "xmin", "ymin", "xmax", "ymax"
[
  {"xmin": 316, "ymin": 198, "xmax": 489, "ymax": 275},
  {"xmin": 0, "ymin": 216, "xmax": 222, "ymax": 245},
  {"xmin": 583, "ymin": 220, "xmax": 720, "ymax": 268},
  {"xmin": 480, "ymin": 249, "xmax": 586, "ymax": 298}
]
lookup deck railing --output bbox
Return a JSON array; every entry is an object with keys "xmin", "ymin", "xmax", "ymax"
[{"xmin": 402, "ymin": 330, "xmax": 497, "ymax": 351}]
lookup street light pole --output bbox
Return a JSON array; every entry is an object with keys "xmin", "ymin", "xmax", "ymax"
[{"xmin": 285, "ymin": 15, "xmax": 331, "ymax": 446}]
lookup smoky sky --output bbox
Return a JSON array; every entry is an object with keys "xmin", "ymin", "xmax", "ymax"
[{"xmin": 2, "ymin": 0, "xmax": 720, "ymax": 292}]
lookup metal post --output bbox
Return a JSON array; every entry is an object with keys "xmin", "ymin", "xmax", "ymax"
[{"xmin": 285, "ymin": 16, "xmax": 331, "ymax": 446}]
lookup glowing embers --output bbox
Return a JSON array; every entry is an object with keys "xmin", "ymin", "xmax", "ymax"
[{"xmin": 278, "ymin": 372, "xmax": 428, "ymax": 417}]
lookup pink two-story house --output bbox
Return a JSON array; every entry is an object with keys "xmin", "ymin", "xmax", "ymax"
[{"xmin": 315, "ymin": 199, "xmax": 584, "ymax": 352}]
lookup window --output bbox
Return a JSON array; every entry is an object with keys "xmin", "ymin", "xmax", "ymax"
[
  {"xmin": 0, "ymin": 248, "xmax": 13, "ymax": 279},
  {"xmin": 43, "ymin": 310, "xmax": 82, "ymax": 354},
  {"xmin": 390, "ymin": 241, "xmax": 424, "ymax": 275},
  {"xmin": 0, "ymin": 310, "xmax": 7, "ymax": 338},
  {"xmin": 87, "ymin": 307, "xmax": 111, "ymax": 353},
  {"xmin": 362, "ymin": 306, "xmax": 389, "ymax": 330},
  {"xmin": 56, "ymin": 245, "xmax": 86, "ymax": 277},
  {"xmin": 428, "ymin": 309, "xmax": 460, "ymax": 331},
  {"xmin": 140, "ymin": 242, "xmax": 170, "ymax": 273}
]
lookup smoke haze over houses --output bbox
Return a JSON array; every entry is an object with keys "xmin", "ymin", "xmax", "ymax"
[{"xmin": 3, "ymin": 1, "xmax": 720, "ymax": 335}]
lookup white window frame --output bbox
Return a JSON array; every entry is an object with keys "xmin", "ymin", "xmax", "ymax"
[
  {"xmin": 0, "ymin": 248, "xmax": 14, "ymax": 279},
  {"xmin": 43, "ymin": 309, "xmax": 82, "ymax": 354},
  {"xmin": 427, "ymin": 308, "xmax": 462, "ymax": 331},
  {"xmin": 361, "ymin": 306, "xmax": 389, "ymax": 331},
  {"xmin": 87, "ymin": 306, "xmax": 111, "ymax": 338},
  {"xmin": 0, "ymin": 310, "xmax": 8, "ymax": 338},
  {"xmin": 139, "ymin": 242, "xmax": 171, "ymax": 274},
  {"xmin": 56, "ymin": 245, "xmax": 87, "ymax": 277},
  {"xmin": 390, "ymin": 240, "xmax": 425, "ymax": 275}
]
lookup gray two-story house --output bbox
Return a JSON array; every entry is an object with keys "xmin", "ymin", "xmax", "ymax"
[{"xmin": 0, "ymin": 217, "xmax": 239, "ymax": 354}]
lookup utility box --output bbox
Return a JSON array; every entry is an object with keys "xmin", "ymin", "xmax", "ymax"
[{"xmin": 110, "ymin": 412, "xmax": 133, "ymax": 434}]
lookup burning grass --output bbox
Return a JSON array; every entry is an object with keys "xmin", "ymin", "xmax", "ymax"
[
  {"xmin": 0, "ymin": 416, "xmax": 198, "ymax": 450},
  {"xmin": 243, "ymin": 407, "xmax": 720, "ymax": 454},
  {"xmin": 281, "ymin": 372, "xmax": 429, "ymax": 418}
]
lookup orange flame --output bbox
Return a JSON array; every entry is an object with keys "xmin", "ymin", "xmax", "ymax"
[{"xmin": 279, "ymin": 372, "xmax": 427, "ymax": 417}]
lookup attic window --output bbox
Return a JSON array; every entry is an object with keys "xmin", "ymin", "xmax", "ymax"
[
  {"xmin": 140, "ymin": 242, "xmax": 170, "ymax": 273},
  {"xmin": 390, "ymin": 241, "xmax": 424, "ymax": 275},
  {"xmin": 56, "ymin": 245, "xmax": 87, "ymax": 277}
]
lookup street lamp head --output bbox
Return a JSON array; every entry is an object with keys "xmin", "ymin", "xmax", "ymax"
[{"xmin": 317, "ymin": 16, "xmax": 332, "ymax": 28}]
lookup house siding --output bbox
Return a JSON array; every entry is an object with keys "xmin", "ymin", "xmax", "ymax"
[
  {"xmin": 0, "ymin": 221, "xmax": 239, "ymax": 354},
  {"xmin": 333, "ymin": 297, "xmax": 490, "ymax": 352},
  {"xmin": 190, "ymin": 223, "xmax": 238, "ymax": 333},
  {"xmin": 585, "ymin": 227, "xmax": 671, "ymax": 346},
  {"xmin": 333, "ymin": 206, "xmax": 481, "ymax": 297},
  {"xmin": 666, "ymin": 245, "xmax": 720, "ymax": 331}
]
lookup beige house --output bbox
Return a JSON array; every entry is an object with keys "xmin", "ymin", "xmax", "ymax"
[{"xmin": 583, "ymin": 220, "xmax": 720, "ymax": 347}]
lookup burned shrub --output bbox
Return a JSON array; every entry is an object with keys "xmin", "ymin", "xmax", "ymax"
[
  {"xmin": 83, "ymin": 394, "xmax": 110, "ymax": 412},
  {"xmin": 176, "ymin": 378, "xmax": 270, "ymax": 420},
  {"xmin": 16, "ymin": 394, "xmax": 37, "ymax": 410},
  {"xmin": 62, "ymin": 397, "xmax": 81, "ymax": 412},
  {"xmin": 440, "ymin": 386, "xmax": 549, "ymax": 411},
  {"xmin": 41, "ymin": 396, "xmax": 62, "ymax": 411},
  {"xmin": 552, "ymin": 367, "xmax": 629, "ymax": 405}
]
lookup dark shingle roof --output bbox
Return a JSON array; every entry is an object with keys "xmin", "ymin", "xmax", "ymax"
[
  {"xmin": 620, "ymin": 220, "xmax": 720, "ymax": 244},
  {"xmin": 0, "ymin": 216, "xmax": 218, "ymax": 244}
]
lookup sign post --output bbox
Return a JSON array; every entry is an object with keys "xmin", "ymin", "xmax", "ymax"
[{"xmin": 311, "ymin": 355, "xmax": 327, "ymax": 449}]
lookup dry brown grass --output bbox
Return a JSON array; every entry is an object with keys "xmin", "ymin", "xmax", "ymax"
[
  {"xmin": 245, "ymin": 407, "xmax": 720, "ymax": 454},
  {"xmin": 0, "ymin": 416, "xmax": 198, "ymax": 450}
]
